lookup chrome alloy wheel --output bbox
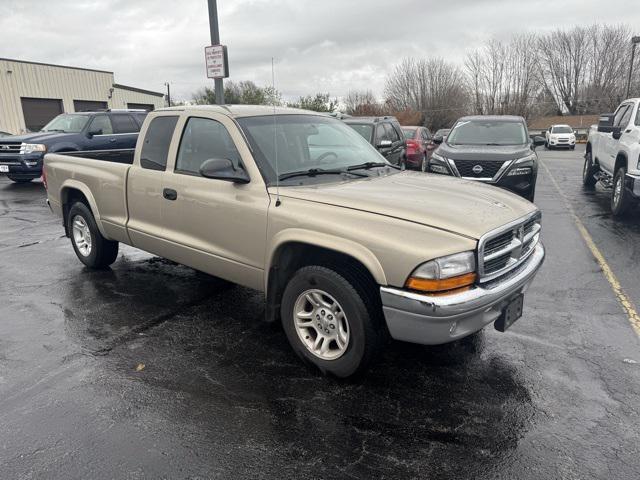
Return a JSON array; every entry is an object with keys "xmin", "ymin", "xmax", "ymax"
[
  {"xmin": 72, "ymin": 215, "xmax": 92, "ymax": 257},
  {"xmin": 614, "ymin": 174, "xmax": 623, "ymax": 207},
  {"xmin": 293, "ymin": 289, "xmax": 350, "ymax": 361}
]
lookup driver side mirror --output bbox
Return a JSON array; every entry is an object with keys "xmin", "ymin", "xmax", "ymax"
[
  {"xmin": 199, "ymin": 158, "xmax": 250, "ymax": 184},
  {"xmin": 432, "ymin": 136, "xmax": 443, "ymax": 145},
  {"xmin": 377, "ymin": 140, "xmax": 393, "ymax": 148},
  {"xmin": 87, "ymin": 128, "xmax": 102, "ymax": 138}
]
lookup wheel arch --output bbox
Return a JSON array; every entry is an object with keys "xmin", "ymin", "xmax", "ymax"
[
  {"xmin": 265, "ymin": 231, "xmax": 387, "ymax": 323},
  {"xmin": 614, "ymin": 152, "xmax": 628, "ymax": 174},
  {"xmin": 60, "ymin": 181, "xmax": 106, "ymax": 237}
]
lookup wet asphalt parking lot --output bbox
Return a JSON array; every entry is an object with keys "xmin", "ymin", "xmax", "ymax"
[{"xmin": 1, "ymin": 145, "xmax": 640, "ymax": 479}]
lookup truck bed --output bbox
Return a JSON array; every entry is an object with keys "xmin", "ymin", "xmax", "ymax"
[{"xmin": 44, "ymin": 152, "xmax": 131, "ymax": 244}]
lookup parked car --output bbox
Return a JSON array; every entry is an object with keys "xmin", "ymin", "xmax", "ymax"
[
  {"xmin": 583, "ymin": 98, "xmax": 640, "ymax": 216},
  {"xmin": 343, "ymin": 116, "xmax": 406, "ymax": 166},
  {"xmin": 44, "ymin": 105, "xmax": 545, "ymax": 378},
  {"xmin": 545, "ymin": 124, "xmax": 576, "ymax": 149},
  {"xmin": 402, "ymin": 126, "xmax": 432, "ymax": 171},
  {"xmin": 0, "ymin": 109, "xmax": 147, "ymax": 183},
  {"xmin": 428, "ymin": 115, "xmax": 545, "ymax": 201}
]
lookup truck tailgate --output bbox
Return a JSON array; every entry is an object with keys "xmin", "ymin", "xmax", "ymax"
[{"xmin": 44, "ymin": 153, "xmax": 131, "ymax": 243}]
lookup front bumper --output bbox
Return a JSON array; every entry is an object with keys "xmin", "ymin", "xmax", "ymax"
[
  {"xmin": 380, "ymin": 243, "xmax": 545, "ymax": 345},
  {"xmin": 0, "ymin": 153, "xmax": 44, "ymax": 179},
  {"xmin": 548, "ymin": 139, "xmax": 575, "ymax": 148}
]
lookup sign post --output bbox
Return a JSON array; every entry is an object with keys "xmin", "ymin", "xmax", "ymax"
[{"xmin": 207, "ymin": 0, "xmax": 226, "ymax": 105}]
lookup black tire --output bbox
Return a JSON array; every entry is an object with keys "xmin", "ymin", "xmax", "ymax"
[
  {"xmin": 582, "ymin": 150, "xmax": 598, "ymax": 188},
  {"xmin": 7, "ymin": 176, "xmax": 33, "ymax": 183},
  {"xmin": 611, "ymin": 166, "xmax": 634, "ymax": 217},
  {"xmin": 570, "ymin": 145, "xmax": 575, "ymax": 150},
  {"xmin": 420, "ymin": 154, "xmax": 428, "ymax": 172},
  {"xmin": 280, "ymin": 265, "xmax": 384, "ymax": 378},
  {"xmin": 525, "ymin": 186, "xmax": 536, "ymax": 202},
  {"xmin": 544, "ymin": 141, "xmax": 549, "ymax": 149},
  {"xmin": 67, "ymin": 201, "xmax": 119, "ymax": 269}
]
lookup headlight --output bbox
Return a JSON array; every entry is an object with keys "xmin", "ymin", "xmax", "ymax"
[
  {"xmin": 405, "ymin": 251, "xmax": 476, "ymax": 294},
  {"xmin": 20, "ymin": 143, "xmax": 47, "ymax": 154},
  {"xmin": 429, "ymin": 152, "xmax": 451, "ymax": 175}
]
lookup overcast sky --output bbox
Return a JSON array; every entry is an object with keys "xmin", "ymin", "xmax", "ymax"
[{"xmin": 1, "ymin": 0, "xmax": 638, "ymax": 102}]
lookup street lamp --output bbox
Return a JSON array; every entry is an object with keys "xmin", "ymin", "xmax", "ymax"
[{"xmin": 625, "ymin": 36, "xmax": 640, "ymax": 98}]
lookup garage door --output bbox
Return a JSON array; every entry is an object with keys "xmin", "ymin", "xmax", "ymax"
[
  {"xmin": 73, "ymin": 100, "xmax": 108, "ymax": 112},
  {"xmin": 21, "ymin": 98, "xmax": 63, "ymax": 132},
  {"xmin": 127, "ymin": 103, "xmax": 155, "ymax": 111}
]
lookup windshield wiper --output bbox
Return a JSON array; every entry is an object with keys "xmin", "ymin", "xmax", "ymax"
[
  {"xmin": 278, "ymin": 168, "xmax": 367, "ymax": 181},
  {"xmin": 347, "ymin": 161, "xmax": 398, "ymax": 171},
  {"xmin": 42, "ymin": 129, "xmax": 66, "ymax": 133}
]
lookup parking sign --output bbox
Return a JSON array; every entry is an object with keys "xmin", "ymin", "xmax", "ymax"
[{"xmin": 205, "ymin": 45, "xmax": 229, "ymax": 79}]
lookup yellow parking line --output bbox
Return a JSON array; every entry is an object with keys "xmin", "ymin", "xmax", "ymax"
[{"xmin": 540, "ymin": 160, "xmax": 640, "ymax": 338}]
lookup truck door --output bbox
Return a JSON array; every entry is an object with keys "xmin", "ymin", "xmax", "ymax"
[
  {"xmin": 160, "ymin": 114, "xmax": 269, "ymax": 290},
  {"xmin": 126, "ymin": 114, "xmax": 180, "ymax": 253},
  {"xmin": 601, "ymin": 103, "xmax": 633, "ymax": 173}
]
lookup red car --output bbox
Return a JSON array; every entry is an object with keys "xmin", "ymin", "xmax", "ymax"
[{"xmin": 402, "ymin": 126, "xmax": 432, "ymax": 171}]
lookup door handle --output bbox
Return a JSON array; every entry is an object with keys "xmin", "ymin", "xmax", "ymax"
[
  {"xmin": 109, "ymin": 138, "xmax": 117, "ymax": 142},
  {"xmin": 163, "ymin": 188, "xmax": 177, "ymax": 201}
]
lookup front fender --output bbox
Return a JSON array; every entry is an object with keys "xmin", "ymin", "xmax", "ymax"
[{"xmin": 266, "ymin": 228, "xmax": 387, "ymax": 290}]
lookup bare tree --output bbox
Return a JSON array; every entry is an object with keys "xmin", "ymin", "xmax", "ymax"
[
  {"xmin": 384, "ymin": 58, "xmax": 468, "ymax": 129},
  {"xmin": 344, "ymin": 90, "xmax": 385, "ymax": 116},
  {"xmin": 464, "ymin": 34, "xmax": 541, "ymax": 119}
]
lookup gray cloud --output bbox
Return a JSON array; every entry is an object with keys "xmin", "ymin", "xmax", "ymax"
[{"xmin": 1, "ymin": 0, "xmax": 638, "ymax": 101}]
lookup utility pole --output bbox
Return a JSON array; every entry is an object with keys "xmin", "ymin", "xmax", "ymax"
[
  {"xmin": 164, "ymin": 82, "xmax": 171, "ymax": 107},
  {"xmin": 207, "ymin": 0, "xmax": 225, "ymax": 105},
  {"xmin": 626, "ymin": 36, "xmax": 640, "ymax": 98}
]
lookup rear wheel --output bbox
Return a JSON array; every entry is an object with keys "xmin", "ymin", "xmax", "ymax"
[
  {"xmin": 67, "ymin": 201, "xmax": 119, "ymax": 268},
  {"xmin": 7, "ymin": 176, "xmax": 33, "ymax": 183},
  {"xmin": 582, "ymin": 150, "xmax": 597, "ymax": 189},
  {"xmin": 280, "ymin": 265, "xmax": 384, "ymax": 378},
  {"xmin": 611, "ymin": 166, "xmax": 634, "ymax": 217}
]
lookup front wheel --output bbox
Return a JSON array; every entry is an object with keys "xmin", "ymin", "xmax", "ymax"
[
  {"xmin": 611, "ymin": 166, "xmax": 634, "ymax": 217},
  {"xmin": 67, "ymin": 202, "xmax": 119, "ymax": 268},
  {"xmin": 280, "ymin": 266, "xmax": 384, "ymax": 378},
  {"xmin": 582, "ymin": 150, "xmax": 597, "ymax": 188}
]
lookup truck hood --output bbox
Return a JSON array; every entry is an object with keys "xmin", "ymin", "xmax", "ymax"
[
  {"xmin": 436, "ymin": 143, "xmax": 532, "ymax": 161},
  {"xmin": 273, "ymin": 171, "xmax": 536, "ymax": 240},
  {"xmin": 0, "ymin": 132, "xmax": 74, "ymax": 143}
]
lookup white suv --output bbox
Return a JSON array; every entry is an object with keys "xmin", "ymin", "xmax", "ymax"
[{"xmin": 545, "ymin": 124, "xmax": 576, "ymax": 150}]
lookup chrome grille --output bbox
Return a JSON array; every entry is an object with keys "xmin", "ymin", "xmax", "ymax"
[
  {"xmin": 0, "ymin": 143, "xmax": 21, "ymax": 153},
  {"xmin": 478, "ymin": 211, "xmax": 541, "ymax": 282}
]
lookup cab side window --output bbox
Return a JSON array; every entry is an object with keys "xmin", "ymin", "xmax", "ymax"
[
  {"xmin": 176, "ymin": 117, "xmax": 243, "ymax": 176},
  {"xmin": 383, "ymin": 123, "xmax": 400, "ymax": 143},
  {"xmin": 140, "ymin": 115, "xmax": 178, "ymax": 171},
  {"xmin": 613, "ymin": 104, "xmax": 631, "ymax": 127},
  {"xmin": 89, "ymin": 115, "xmax": 113, "ymax": 135}
]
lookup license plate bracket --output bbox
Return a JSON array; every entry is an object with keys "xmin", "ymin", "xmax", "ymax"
[
  {"xmin": 0, "ymin": 165, "xmax": 8, "ymax": 173},
  {"xmin": 495, "ymin": 293, "xmax": 524, "ymax": 332}
]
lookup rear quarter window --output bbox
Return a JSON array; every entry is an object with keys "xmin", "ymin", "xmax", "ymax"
[{"xmin": 140, "ymin": 116, "xmax": 179, "ymax": 171}]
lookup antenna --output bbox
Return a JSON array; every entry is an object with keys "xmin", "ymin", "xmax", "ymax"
[{"xmin": 272, "ymin": 57, "xmax": 281, "ymax": 207}]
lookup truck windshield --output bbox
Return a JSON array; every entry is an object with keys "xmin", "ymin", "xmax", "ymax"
[
  {"xmin": 42, "ymin": 114, "xmax": 90, "ymax": 133},
  {"xmin": 447, "ymin": 120, "xmax": 527, "ymax": 146},
  {"xmin": 237, "ymin": 115, "xmax": 388, "ymax": 184}
]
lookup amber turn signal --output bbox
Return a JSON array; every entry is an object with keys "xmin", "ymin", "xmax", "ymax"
[{"xmin": 405, "ymin": 272, "xmax": 477, "ymax": 294}]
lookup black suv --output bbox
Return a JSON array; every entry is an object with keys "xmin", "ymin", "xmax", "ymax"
[
  {"xmin": 428, "ymin": 115, "xmax": 545, "ymax": 201},
  {"xmin": 0, "ymin": 109, "xmax": 148, "ymax": 183},
  {"xmin": 343, "ymin": 116, "xmax": 406, "ymax": 166}
]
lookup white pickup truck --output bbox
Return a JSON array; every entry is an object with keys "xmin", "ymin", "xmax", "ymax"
[{"xmin": 584, "ymin": 98, "xmax": 640, "ymax": 216}]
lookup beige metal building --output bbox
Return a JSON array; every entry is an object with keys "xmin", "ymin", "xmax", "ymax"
[{"xmin": 0, "ymin": 58, "xmax": 165, "ymax": 134}]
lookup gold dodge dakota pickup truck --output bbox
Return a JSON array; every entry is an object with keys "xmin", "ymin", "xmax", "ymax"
[{"xmin": 44, "ymin": 105, "xmax": 545, "ymax": 377}]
